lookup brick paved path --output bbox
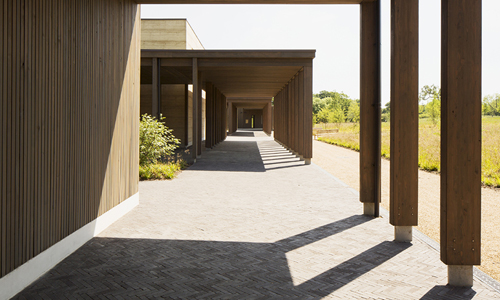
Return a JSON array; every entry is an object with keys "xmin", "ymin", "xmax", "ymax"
[{"xmin": 14, "ymin": 130, "xmax": 500, "ymax": 299}]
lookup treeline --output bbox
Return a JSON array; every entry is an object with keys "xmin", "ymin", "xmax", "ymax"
[
  {"xmin": 313, "ymin": 90, "xmax": 360, "ymax": 125},
  {"xmin": 380, "ymin": 85, "xmax": 442, "ymax": 124},
  {"xmin": 314, "ymin": 86, "xmax": 500, "ymax": 126},
  {"xmin": 483, "ymin": 94, "xmax": 500, "ymax": 116}
]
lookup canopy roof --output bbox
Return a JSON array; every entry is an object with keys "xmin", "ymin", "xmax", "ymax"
[
  {"xmin": 136, "ymin": 0, "xmax": 372, "ymax": 4},
  {"xmin": 141, "ymin": 50, "xmax": 315, "ymax": 98}
]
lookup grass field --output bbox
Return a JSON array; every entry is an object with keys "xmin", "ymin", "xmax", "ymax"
[{"xmin": 317, "ymin": 116, "xmax": 500, "ymax": 187}]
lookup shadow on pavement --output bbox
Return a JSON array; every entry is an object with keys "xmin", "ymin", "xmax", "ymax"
[
  {"xmin": 420, "ymin": 285, "xmax": 477, "ymax": 300},
  {"xmin": 14, "ymin": 215, "xmax": 414, "ymax": 299}
]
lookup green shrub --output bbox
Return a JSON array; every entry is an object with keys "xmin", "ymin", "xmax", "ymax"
[
  {"xmin": 139, "ymin": 114, "xmax": 180, "ymax": 166},
  {"xmin": 139, "ymin": 161, "xmax": 187, "ymax": 180}
]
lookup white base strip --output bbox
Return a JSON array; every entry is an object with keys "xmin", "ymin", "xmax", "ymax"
[{"xmin": 0, "ymin": 192, "xmax": 139, "ymax": 300}]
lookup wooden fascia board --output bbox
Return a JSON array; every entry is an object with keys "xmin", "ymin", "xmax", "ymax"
[
  {"xmin": 135, "ymin": 0, "xmax": 373, "ymax": 4},
  {"xmin": 141, "ymin": 49, "xmax": 316, "ymax": 59}
]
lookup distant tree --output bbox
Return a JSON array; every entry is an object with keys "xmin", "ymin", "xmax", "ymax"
[
  {"xmin": 482, "ymin": 94, "xmax": 500, "ymax": 116},
  {"xmin": 316, "ymin": 107, "xmax": 330, "ymax": 124},
  {"xmin": 313, "ymin": 90, "xmax": 358, "ymax": 124},
  {"xmin": 419, "ymin": 85, "xmax": 441, "ymax": 104},
  {"xmin": 419, "ymin": 85, "xmax": 441, "ymax": 125},
  {"xmin": 312, "ymin": 97, "xmax": 327, "ymax": 115},
  {"xmin": 329, "ymin": 107, "xmax": 345, "ymax": 127},
  {"xmin": 347, "ymin": 102, "xmax": 360, "ymax": 122},
  {"xmin": 426, "ymin": 98, "xmax": 441, "ymax": 125},
  {"xmin": 381, "ymin": 102, "xmax": 390, "ymax": 122}
]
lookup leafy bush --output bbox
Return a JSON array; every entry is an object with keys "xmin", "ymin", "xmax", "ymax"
[
  {"xmin": 139, "ymin": 114, "xmax": 180, "ymax": 166},
  {"xmin": 139, "ymin": 161, "xmax": 187, "ymax": 180}
]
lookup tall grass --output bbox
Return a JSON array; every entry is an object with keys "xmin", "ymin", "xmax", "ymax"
[{"xmin": 318, "ymin": 116, "xmax": 500, "ymax": 187}]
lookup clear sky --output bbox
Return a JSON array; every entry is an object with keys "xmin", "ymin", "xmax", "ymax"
[{"xmin": 141, "ymin": 0, "xmax": 500, "ymax": 105}]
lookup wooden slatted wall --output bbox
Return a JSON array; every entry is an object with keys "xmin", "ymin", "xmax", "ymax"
[{"xmin": 0, "ymin": 0, "xmax": 141, "ymax": 278}]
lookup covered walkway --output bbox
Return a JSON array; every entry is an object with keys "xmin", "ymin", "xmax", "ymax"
[{"xmin": 13, "ymin": 131, "xmax": 499, "ymax": 299}]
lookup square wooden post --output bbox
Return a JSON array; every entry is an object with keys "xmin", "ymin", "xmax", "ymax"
[
  {"xmin": 197, "ymin": 75, "xmax": 203, "ymax": 157},
  {"xmin": 205, "ymin": 82, "xmax": 213, "ymax": 148},
  {"xmin": 222, "ymin": 95, "xmax": 227, "ymax": 139},
  {"xmin": 389, "ymin": 0, "xmax": 419, "ymax": 242},
  {"xmin": 232, "ymin": 102, "xmax": 237, "ymax": 134},
  {"xmin": 184, "ymin": 84, "xmax": 189, "ymax": 146},
  {"xmin": 441, "ymin": 0, "xmax": 481, "ymax": 287},
  {"xmin": 360, "ymin": 0, "xmax": 381, "ymax": 217},
  {"xmin": 298, "ymin": 70, "xmax": 304, "ymax": 159},
  {"xmin": 303, "ymin": 66, "xmax": 313, "ymax": 164},
  {"xmin": 192, "ymin": 58, "xmax": 198, "ymax": 161},
  {"xmin": 151, "ymin": 57, "xmax": 160, "ymax": 119}
]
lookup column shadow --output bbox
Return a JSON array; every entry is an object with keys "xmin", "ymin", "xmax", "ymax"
[
  {"xmin": 13, "ymin": 215, "xmax": 419, "ymax": 299},
  {"xmin": 420, "ymin": 285, "xmax": 477, "ymax": 300}
]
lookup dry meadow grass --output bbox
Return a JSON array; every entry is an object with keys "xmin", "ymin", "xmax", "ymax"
[{"xmin": 318, "ymin": 117, "xmax": 500, "ymax": 187}]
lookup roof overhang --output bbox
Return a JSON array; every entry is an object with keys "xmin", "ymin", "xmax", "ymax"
[
  {"xmin": 141, "ymin": 50, "xmax": 315, "ymax": 98},
  {"xmin": 135, "ymin": 0, "xmax": 373, "ymax": 4}
]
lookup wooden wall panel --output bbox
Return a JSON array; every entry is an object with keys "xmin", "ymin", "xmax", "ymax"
[{"xmin": 0, "ymin": 0, "xmax": 140, "ymax": 278}]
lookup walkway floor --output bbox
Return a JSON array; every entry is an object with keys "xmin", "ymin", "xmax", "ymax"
[{"xmin": 14, "ymin": 130, "xmax": 500, "ymax": 299}]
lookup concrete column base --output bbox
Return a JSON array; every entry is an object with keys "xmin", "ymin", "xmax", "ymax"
[
  {"xmin": 363, "ymin": 203, "xmax": 374, "ymax": 215},
  {"xmin": 304, "ymin": 158, "xmax": 311, "ymax": 165},
  {"xmin": 448, "ymin": 265, "xmax": 473, "ymax": 287},
  {"xmin": 299, "ymin": 156, "xmax": 304, "ymax": 161},
  {"xmin": 394, "ymin": 226, "xmax": 412, "ymax": 242}
]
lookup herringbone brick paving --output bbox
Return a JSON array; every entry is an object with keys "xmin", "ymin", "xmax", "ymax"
[{"xmin": 13, "ymin": 130, "xmax": 500, "ymax": 299}]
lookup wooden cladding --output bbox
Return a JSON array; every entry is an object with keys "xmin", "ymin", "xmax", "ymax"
[
  {"xmin": 273, "ymin": 68, "xmax": 312, "ymax": 159},
  {"xmin": 205, "ymin": 82, "xmax": 227, "ymax": 148},
  {"xmin": 440, "ymin": 0, "xmax": 482, "ymax": 266},
  {"xmin": 0, "ymin": 0, "xmax": 140, "ymax": 278}
]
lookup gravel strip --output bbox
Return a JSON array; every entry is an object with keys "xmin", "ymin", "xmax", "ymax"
[{"xmin": 312, "ymin": 139, "xmax": 500, "ymax": 285}]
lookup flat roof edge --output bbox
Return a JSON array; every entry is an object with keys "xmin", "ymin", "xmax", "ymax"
[{"xmin": 141, "ymin": 49, "xmax": 316, "ymax": 59}]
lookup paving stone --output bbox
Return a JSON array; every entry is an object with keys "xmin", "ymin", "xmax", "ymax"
[{"xmin": 13, "ymin": 130, "xmax": 500, "ymax": 299}]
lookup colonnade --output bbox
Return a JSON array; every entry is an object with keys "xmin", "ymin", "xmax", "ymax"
[
  {"xmin": 273, "ymin": 68, "xmax": 313, "ymax": 164},
  {"xmin": 205, "ymin": 82, "xmax": 228, "ymax": 149}
]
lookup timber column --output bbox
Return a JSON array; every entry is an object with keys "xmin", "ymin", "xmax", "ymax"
[
  {"xmin": 152, "ymin": 58, "xmax": 161, "ymax": 119},
  {"xmin": 441, "ymin": 0, "xmax": 482, "ymax": 287},
  {"xmin": 303, "ymin": 66, "xmax": 313, "ymax": 165},
  {"xmin": 192, "ymin": 58, "xmax": 199, "ymax": 161},
  {"xmin": 360, "ymin": 0, "xmax": 381, "ymax": 217},
  {"xmin": 390, "ymin": 0, "xmax": 419, "ymax": 242}
]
